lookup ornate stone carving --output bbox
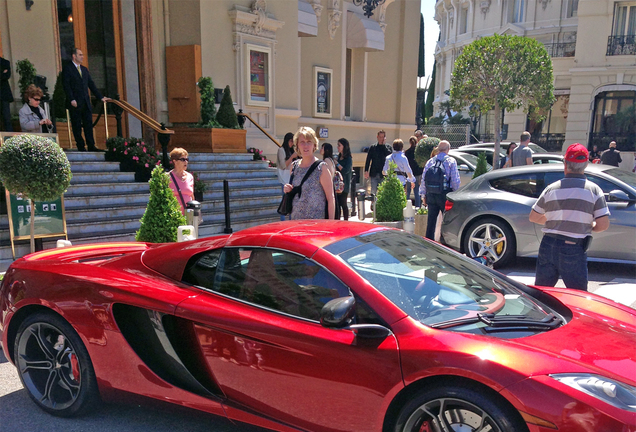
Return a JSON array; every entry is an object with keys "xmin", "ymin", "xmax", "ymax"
[
  {"xmin": 448, "ymin": 9, "xmax": 454, "ymax": 27},
  {"xmin": 539, "ymin": 0, "xmax": 550, "ymax": 10},
  {"xmin": 311, "ymin": 0, "xmax": 323, "ymax": 23},
  {"xmin": 232, "ymin": 34, "xmax": 240, "ymax": 52},
  {"xmin": 479, "ymin": 0, "xmax": 491, "ymax": 17},
  {"xmin": 228, "ymin": 1, "xmax": 284, "ymax": 41},
  {"xmin": 328, "ymin": 0, "xmax": 341, "ymax": 39}
]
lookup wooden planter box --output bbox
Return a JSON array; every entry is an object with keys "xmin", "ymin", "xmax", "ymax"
[{"xmin": 171, "ymin": 127, "xmax": 246, "ymax": 153}]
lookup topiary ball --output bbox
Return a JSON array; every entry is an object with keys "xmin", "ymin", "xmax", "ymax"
[
  {"xmin": 0, "ymin": 135, "xmax": 72, "ymax": 202},
  {"xmin": 414, "ymin": 136, "xmax": 441, "ymax": 167}
]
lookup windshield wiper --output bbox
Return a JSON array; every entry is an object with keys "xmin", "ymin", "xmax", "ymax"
[{"xmin": 430, "ymin": 313, "xmax": 563, "ymax": 331}]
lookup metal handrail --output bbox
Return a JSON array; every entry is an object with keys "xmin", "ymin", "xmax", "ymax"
[
  {"xmin": 237, "ymin": 111, "xmax": 281, "ymax": 147},
  {"xmin": 104, "ymin": 99, "xmax": 174, "ymax": 137}
]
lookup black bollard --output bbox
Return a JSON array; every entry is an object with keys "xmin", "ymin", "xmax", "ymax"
[{"xmin": 223, "ymin": 180, "xmax": 232, "ymax": 234}]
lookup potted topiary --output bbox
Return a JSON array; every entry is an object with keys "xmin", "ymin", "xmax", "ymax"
[
  {"xmin": 16, "ymin": 59, "xmax": 37, "ymax": 103},
  {"xmin": 171, "ymin": 78, "xmax": 246, "ymax": 153},
  {"xmin": 415, "ymin": 136, "xmax": 441, "ymax": 168},
  {"xmin": 0, "ymin": 135, "xmax": 72, "ymax": 252},
  {"xmin": 374, "ymin": 161, "xmax": 406, "ymax": 228},
  {"xmin": 472, "ymin": 152, "xmax": 489, "ymax": 179},
  {"xmin": 414, "ymin": 206, "xmax": 428, "ymax": 237},
  {"xmin": 136, "ymin": 165, "xmax": 186, "ymax": 243}
]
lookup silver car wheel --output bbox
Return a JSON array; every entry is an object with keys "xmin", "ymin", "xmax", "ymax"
[
  {"xmin": 401, "ymin": 397, "xmax": 503, "ymax": 432},
  {"xmin": 467, "ymin": 223, "xmax": 507, "ymax": 262}
]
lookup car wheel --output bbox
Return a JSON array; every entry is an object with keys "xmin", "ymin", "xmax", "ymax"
[
  {"xmin": 463, "ymin": 218, "xmax": 516, "ymax": 268},
  {"xmin": 14, "ymin": 311, "xmax": 99, "ymax": 417},
  {"xmin": 394, "ymin": 385, "xmax": 526, "ymax": 432}
]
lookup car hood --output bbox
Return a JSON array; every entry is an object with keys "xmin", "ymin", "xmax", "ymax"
[{"xmin": 513, "ymin": 288, "xmax": 636, "ymax": 385}]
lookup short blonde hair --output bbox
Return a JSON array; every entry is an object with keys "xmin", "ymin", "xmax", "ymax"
[
  {"xmin": 169, "ymin": 147, "xmax": 188, "ymax": 160},
  {"xmin": 293, "ymin": 126, "xmax": 319, "ymax": 153}
]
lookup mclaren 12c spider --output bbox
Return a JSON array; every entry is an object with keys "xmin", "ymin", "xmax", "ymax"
[{"xmin": 1, "ymin": 221, "xmax": 635, "ymax": 432}]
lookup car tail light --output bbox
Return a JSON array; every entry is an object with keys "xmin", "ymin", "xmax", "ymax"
[{"xmin": 445, "ymin": 200, "xmax": 454, "ymax": 212}]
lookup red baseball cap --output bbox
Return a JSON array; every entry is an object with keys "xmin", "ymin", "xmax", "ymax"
[{"xmin": 565, "ymin": 143, "xmax": 588, "ymax": 163}]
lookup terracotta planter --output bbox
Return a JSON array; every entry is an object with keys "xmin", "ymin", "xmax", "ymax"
[
  {"xmin": 171, "ymin": 127, "xmax": 246, "ymax": 153},
  {"xmin": 414, "ymin": 213, "xmax": 428, "ymax": 237},
  {"xmin": 374, "ymin": 220, "xmax": 403, "ymax": 229}
]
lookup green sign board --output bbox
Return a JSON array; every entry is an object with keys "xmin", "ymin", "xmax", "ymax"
[{"xmin": 7, "ymin": 193, "xmax": 66, "ymax": 239}]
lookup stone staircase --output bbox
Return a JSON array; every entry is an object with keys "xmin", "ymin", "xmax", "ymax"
[{"xmin": 0, "ymin": 151, "xmax": 281, "ymax": 271}]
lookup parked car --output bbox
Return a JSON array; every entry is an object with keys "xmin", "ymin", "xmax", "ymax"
[
  {"xmin": 2, "ymin": 221, "xmax": 636, "ymax": 431},
  {"xmin": 441, "ymin": 164, "xmax": 636, "ymax": 267},
  {"xmin": 458, "ymin": 147, "xmax": 564, "ymax": 168},
  {"xmin": 447, "ymin": 150, "xmax": 492, "ymax": 187},
  {"xmin": 460, "ymin": 141, "xmax": 549, "ymax": 154}
]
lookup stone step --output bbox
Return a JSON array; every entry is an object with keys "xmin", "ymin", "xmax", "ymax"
[
  {"xmin": 65, "ymin": 152, "xmax": 106, "ymax": 162},
  {"xmin": 187, "ymin": 153, "xmax": 256, "ymax": 162},
  {"xmin": 70, "ymin": 171, "xmax": 136, "ymax": 184},
  {"xmin": 69, "ymin": 161, "xmax": 122, "ymax": 172},
  {"xmin": 65, "ymin": 182, "xmax": 150, "ymax": 196},
  {"xmin": 197, "ymin": 169, "xmax": 276, "ymax": 181},
  {"xmin": 63, "ymin": 192, "xmax": 151, "ymax": 209},
  {"xmin": 187, "ymin": 160, "xmax": 269, "ymax": 171},
  {"xmin": 204, "ymin": 184, "xmax": 281, "ymax": 200}
]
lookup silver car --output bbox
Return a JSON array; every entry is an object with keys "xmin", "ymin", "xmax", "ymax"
[
  {"xmin": 459, "ymin": 142, "xmax": 548, "ymax": 153},
  {"xmin": 447, "ymin": 150, "xmax": 492, "ymax": 187},
  {"xmin": 441, "ymin": 164, "xmax": 636, "ymax": 267}
]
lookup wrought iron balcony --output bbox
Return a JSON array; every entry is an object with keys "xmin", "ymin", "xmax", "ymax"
[
  {"xmin": 544, "ymin": 42, "xmax": 576, "ymax": 58},
  {"xmin": 606, "ymin": 35, "xmax": 636, "ymax": 56}
]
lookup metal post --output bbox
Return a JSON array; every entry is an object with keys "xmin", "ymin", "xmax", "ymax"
[
  {"xmin": 223, "ymin": 180, "xmax": 232, "ymax": 234},
  {"xmin": 103, "ymin": 100, "xmax": 109, "ymax": 140},
  {"xmin": 158, "ymin": 124, "xmax": 171, "ymax": 171}
]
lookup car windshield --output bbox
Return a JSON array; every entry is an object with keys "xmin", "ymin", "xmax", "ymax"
[
  {"xmin": 605, "ymin": 168, "xmax": 636, "ymax": 189},
  {"xmin": 334, "ymin": 231, "xmax": 562, "ymax": 337},
  {"xmin": 458, "ymin": 153, "xmax": 492, "ymax": 169},
  {"xmin": 528, "ymin": 143, "xmax": 548, "ymax": 153}
]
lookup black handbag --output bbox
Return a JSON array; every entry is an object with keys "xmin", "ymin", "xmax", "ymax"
[{"xmin": 277, "ymin": 160, "xmax": 320, "ymax": 216}]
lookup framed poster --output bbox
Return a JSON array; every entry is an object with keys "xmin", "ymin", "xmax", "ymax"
[
  {"xmin": 313, "ymin": 67, "xmax": 332, "ymax": 118},
  {"xmin": 245, "ymin": 44, "xmax": 271, "ymax": 107}
]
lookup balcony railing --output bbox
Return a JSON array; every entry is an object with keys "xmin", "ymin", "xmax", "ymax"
[
  {"xmin": 544, "ymin": 42, "xmax": 576, "ymax": 58},
  {"xmin": 606, "ymin": 35, "xmax": 636, "ymax": 56}
]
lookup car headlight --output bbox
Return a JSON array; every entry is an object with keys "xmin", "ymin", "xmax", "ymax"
[{"xmin": 551, "ymin": 374, "xmax": 636, "ymax": 412}]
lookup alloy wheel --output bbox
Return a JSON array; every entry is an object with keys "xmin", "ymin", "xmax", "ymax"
[{"xmin": 402, "ymin": 397, "xmax": 502, "ymax": 432}]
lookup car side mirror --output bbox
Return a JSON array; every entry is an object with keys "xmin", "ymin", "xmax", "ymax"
[
  {"xmin": 607, "ymin": 189, "xmax": 632, "ymax": 202},
  {"xmin": 320, "ymin": 296, "xmax": 356, "ymax": 328},
  {"xmin": 458, "ymin": 164, "xmax": 471, "ymax": 172}
]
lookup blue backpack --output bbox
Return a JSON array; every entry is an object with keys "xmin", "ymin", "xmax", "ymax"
[{"xmin": 424, "ymin": 157, "xmax": 448, "ymax": 194}]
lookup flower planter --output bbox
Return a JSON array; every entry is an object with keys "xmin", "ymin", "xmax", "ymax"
[
  {"xmin": 374, "ymin": 220, "xmax": 403, "ymax": 229},
  {"xmin": 171, "ymin": 127, "xmax": 246, "ymax": 153},
  {"xmin": 194, "ymin": 191, "xmax": 204, "ymax": 202},
  {"xmin": 414, "ymin": 214, "xmax": 428, "ymax": 237}
]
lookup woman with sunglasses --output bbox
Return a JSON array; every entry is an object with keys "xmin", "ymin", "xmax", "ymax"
[
  {"xmin": 168, "ymin": 147, "xmax": 194, "ymax": 215},
  {"xmin": 19, "ymin": 84, "xmax": 52, "ymax": 133}
]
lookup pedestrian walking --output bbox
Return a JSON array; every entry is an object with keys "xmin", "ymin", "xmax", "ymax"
[
  {"xmin": 364, "ymin": 130, "xmax": 392, "ymax": 195},
  {"xmin": 62, "ymin": 48, "xmax": 109, "ymax": 151},
  {"xmin": 277, "ymin": 132, "xmax": 297, "ymax": 221},
  {"xmin": 335, "ymin": 138, "xmax": 352, "ymax": 220},
  {"xmin": 405, "ymin": 136, "xmax": 423, "ymax": 207},
  {"xmin": 383, "ymin": 139, "xmax": 415, "ymax": 192},
  {"xmin": 588, "ymin": 144, "xmax": 601, "ymax": 162},
  {"xmin": 600, "ymin": 141, "xmax": 622, "ymax": 167},
  {"xmin": 502, "ymin": 142, "xmax": 517, "ymax": 168},
  {"xmin": 511, "ymin": 131, "xmax": 533, "ymax": 167},
  {"xmin": 168, "ymin": 148, "xmax": 194, "ymax": 216},
  {"xmin": 0, "ymin": 56, "xmax": 13, "ymax": 131},
  {"xmin": 529, "ymin": 143, "xmax": 610, "ymax": 291},
  {"xmin": 419, "ymin": 140, "xmax": 460, "ymax": 241}
]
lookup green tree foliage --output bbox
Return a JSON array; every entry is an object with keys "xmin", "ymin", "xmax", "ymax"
[
  {"xmin": 197, "ymin": 77, "xmax": 219, "ymax": 127},
  {"xmin": 375, "ymin": 162, "xmax": 407, "ymax": 222},
  {"xmin": 16, "ymin": 59, "xmax": 37, "ymax": 101},
  {"xmin": 450, "ymin": 34, "xmax": 554, "ymax": 168},
  {"xmin": 424, "ymin": 60, "xmax": 436, "ymax": 124},
  {"xmin": 52, "ymin": 72, "xmax": 67, "ymax": 121},
  {"xmin": 216, "ymin": 85, "xmax": 239, "ymax": 129},
  {"xmin": 0, "ymin": 135, "xmax": 71, "ymax": 201},
  {"xmin": 472, "ymin": 152, "xmax": 489, "ymax": 179},
  {"xmin": 415, "ymin": 136, "xmax": 441, "ymax": 167},
  {"xmin": 136, "ymin": 166, "xmax": 186, "ymax": 243}
]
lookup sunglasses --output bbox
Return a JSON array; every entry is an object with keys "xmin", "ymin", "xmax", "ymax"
[
  {"xmin": 32, "ymin": 98, "xmax": 41, "ymax": 101},
  {"xmin": 177, "ymin": 158, "xmax": 189, "ymax": 162}
]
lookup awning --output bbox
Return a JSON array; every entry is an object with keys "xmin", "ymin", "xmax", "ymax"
[
  {"xmin": 347, "ymin": 11, "xmax": 384, "ymax": 51},
  {"xmin": 298, "ymin": 1, "xmax": 318, "ymax": 37}
]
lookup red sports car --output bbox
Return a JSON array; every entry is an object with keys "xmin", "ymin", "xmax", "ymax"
[{"xmin": 1, "ymin": 221, "xmax": 635, "ymax": 432}]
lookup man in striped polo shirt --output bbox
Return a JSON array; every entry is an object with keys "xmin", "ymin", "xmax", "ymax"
[{"xmin": 529, "ymin": 143, "xmax": 610, "ymax": 290}]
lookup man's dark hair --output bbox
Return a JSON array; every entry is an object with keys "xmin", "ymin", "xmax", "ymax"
[{"xmin": 71, "ymin": 48, "xmax": 80, "ymax": 56}]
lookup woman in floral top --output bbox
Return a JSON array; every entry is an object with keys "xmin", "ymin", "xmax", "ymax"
[{"xmin": 284, "ymin": 127, "xmax": 335, "ymax": 220}]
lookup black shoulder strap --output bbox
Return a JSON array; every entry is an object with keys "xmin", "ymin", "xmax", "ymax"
[
  {"xmin": 299, "ymin": 160, "xmax": 321, "ymax": 186},
  {"xmin": 170, "ymin": 172, "xmax": 187, "ymax": 209}
]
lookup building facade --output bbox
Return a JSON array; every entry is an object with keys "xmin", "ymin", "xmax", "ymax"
[
  {"xmin": 433, "ymin": 0, "xmax": 636, "ymax": 153},
  {"xmin": 0, "ymin": 0, "xmax": 421, "ymax": 157}
]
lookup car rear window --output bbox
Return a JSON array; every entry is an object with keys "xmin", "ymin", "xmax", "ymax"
[{"xmin": 490, "ymin": 173, "xmax": 542, "ymax": 198}]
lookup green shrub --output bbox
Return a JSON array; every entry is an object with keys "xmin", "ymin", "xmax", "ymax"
[
  {"xmin": 16, "ymin": 59, "xmax": 36, "ymax": 101},
  {"xmin": 52, "ymin": 72, "xmax": 67, "ymax": 121},
  {"xmin": 197, "ymin": 77, "xmax": 219, "ymax": 127},
  {"xmin": 416, "ymin": 206, "xmax": 428, "ymax": 215},
  {"xmin": 415, "ymin": 136, "xmax": 441, "ymax": 167},
  {"xmin": 0, "ymin": 135, "xmax": 71, "ymax": 201},
  {"xmin": 472, "ymin": 152, "xmax": 489, "ymax": 179},
  {"xmin": 136, "ymin": 166, "xmax": 186, "ymax": 243},
  {"xmin": 106, "ymin": 137, "xmax": 161, "ymax": 182},
  {"xmin": 216, "ymin": 85, "xmax": 239, "ymax": 129},
  {"xmin": 375, "ymin": 161, "xmax": 406, "ymax": 222}
]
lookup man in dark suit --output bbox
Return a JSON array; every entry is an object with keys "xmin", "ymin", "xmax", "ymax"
[
  {"xmin": 62, "ymin": 48, "xmax": 108, "ymax": 151},
  {"xmin": 0, "ymin": 57, "xmax": 14, "ymax": 131}
]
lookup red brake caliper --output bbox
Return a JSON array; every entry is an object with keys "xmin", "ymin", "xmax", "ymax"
[{"xmin": 70, "ymin": 354, "xmax": 80, "ymax": 382}]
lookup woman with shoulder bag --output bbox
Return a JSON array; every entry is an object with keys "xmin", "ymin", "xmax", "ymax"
[
  {"xmin": 335, "ymin": 138, "xmax": 352, "ymax": 220},
  {"xmin": 277, "ymin": 132, "xmax": 297, "ymax": 220},
  {"xmin": 283, "ymin": 127, "xmax": 335, "ymax": 220},
  {"xmin": 167, "ymin": 147, "xmax": 194, "ymax": 215}
]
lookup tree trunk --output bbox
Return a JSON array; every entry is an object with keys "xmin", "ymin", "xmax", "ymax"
[{"xmin": 493, "ymin": 100, "xmax": 502, "ymax": 169}]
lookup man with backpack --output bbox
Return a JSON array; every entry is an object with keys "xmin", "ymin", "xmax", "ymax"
[{"xmin": 419, "ymin": 140, "xmax": 460, "ymax": 241}]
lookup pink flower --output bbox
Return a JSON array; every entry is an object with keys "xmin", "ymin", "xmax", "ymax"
[
  {"xmin": 143, "ymin": 147, "xmax": 147, "ymax": 153},
  {"xmin": 124, "ymin": 150, "xmax": 128, "ymax": 155},
  {"xmin": 156, "ymin": 151, "xmax": 160, "ymax": 155},
  {"xmin": 137, "ymin": 142, "xmax": 140, "ymax": 146},
  {"xmin": 145, "ymin": 163, "xmax": 149, "ymax": 167},
  {"xmin": 124, "ymin": 142, "xmax": 128, "ymax": 146},
  {"xmin": 133, "ymin": 156, "xmax": 139, "ymax": 161}
]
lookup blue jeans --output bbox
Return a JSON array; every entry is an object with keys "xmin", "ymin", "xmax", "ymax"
[
  {"xmin": 369, "ymin": 174, "xmax": 383, "ymax": 195},
  {"xmin": 535, "ymin": 235, "xmax": 588, "ymax": 291},
  {"xmin": 406, "ymin": 175, "xmax": 421, "ymax": 207}
]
